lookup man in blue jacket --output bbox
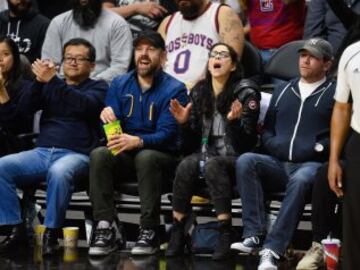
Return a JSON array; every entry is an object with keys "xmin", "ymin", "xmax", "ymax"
[
  {"xmin": 231, "ymin": 38, "xmax": 336, "ymax": 270},
  {"xmin": 0, "ymin": 38, "xmax": 108, "ymax": 255},
  {"xmin": 88, "ymin": 30, "xmax": 187, "ymax": 257}
]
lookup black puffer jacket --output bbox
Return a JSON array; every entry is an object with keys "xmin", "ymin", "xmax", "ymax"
[{"xmin": 182, "ymin": 79, "xmax": 261, "ymax": 156}]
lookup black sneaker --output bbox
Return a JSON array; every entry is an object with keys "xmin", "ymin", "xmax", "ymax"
[
  {"xmin": 131, "ymin": 227, "xmax": 159, "ymax": 255},
  {"xmin": 165, "ymin": 218, "xmax": 190, "ymax": 257},
  {"xmin": 230, "ymin": 235, "xmax": 264, "ymax": 254},
  {"xmin": 88, "ymin": 227, "xmax": 117, "ymax": 256},
  {"xmin": 212, "ymin": 219, "xmax": 232, "ymax": 260},
  {"xmin": 0, "ymin": 223, "xmax": 28, "ymax": 253},
  {"xmin": 42, "ymin": 228, "xmax": 59, "ymax": 256}
]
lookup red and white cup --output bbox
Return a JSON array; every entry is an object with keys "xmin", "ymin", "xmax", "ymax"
[{"xmin": 321, "ymin": 238, "xmax": 341, "ymax": 270}]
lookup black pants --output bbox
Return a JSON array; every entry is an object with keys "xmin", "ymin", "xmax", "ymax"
[
  {"xmin": 172, "ymin": 153, "xmax": 236, "ymax": 216},
  {"xmin": 311, "ymin": 162, "xmax": 342, "ymax": 243},
  {"xmin": 89, "ymin": 147, "xmax": 179, "ymax": 228},
  {"xmin": 343, "ymin": 131, "xmax": 360, "ymax": 270}
]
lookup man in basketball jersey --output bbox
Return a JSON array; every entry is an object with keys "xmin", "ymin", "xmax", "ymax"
[{"xmin": 158, "ymin": 0, "xmax": 244, "ymax": 90}]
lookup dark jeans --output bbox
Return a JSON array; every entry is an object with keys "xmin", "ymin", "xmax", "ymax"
[
  {"xmin": 89, "ymin": 147, "xmax": 179, "ymax": 228},
  {"xmin": 343, "ymin": 131, "xmax": 360, "ymax": 270},
  {"xmin": 311, "ymin": 162, "xmax": 342, "ymax": 243},
  {"xmin": 172, "ymin": 153, "xmax": 236, "ymax": 216},
  {"xmin": 236, "ymin": 152, "xmax": 321, "ymax": 255}
]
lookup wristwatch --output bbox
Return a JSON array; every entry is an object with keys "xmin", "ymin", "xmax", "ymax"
[{"xmin": 314, "ymin": 143, "xmax": 324, "ymax": 152}]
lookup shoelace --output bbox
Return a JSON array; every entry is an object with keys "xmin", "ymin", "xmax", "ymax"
[
  {"xmin": 243, "ymin": 236, "xmax": 259, "ymax": 245},
  {"xmin": 259, "ymin": 248, "xmax": 280, "ymax": 261},
  {"xmin": 94, "ymin": 228, "xmax": 110, "ymax": 242},
  {"xmin": 138, "ymin": 229, "xmax": 154, "ymax": 243}
]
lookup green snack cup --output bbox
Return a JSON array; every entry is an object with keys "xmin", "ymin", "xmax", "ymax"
[{"xmin": 103, "ymin": 120, "xmax": 123, "ymax": 155}]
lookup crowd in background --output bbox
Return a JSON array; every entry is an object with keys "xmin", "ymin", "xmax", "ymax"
[{"xmin": 0, "ymin": 0, "xmax": 359, "ymax": 269}]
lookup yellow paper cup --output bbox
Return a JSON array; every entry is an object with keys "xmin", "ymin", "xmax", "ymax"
[
  {"xmin": 63, "ymin": 247, "xmax": 78, "ymax": 262},
  {"xmin": 33, "ymin": 245, "xmax": 42, "ymax": 263},
  {"xmin": 191, "ymin": 195, "xmax": 210, "ymax": 204},
  {"xmin": 62, "ymin": 227, "xmax": 79, "ymax": 248},
  {"xmin": 103, "ymin": 120, "xmax": 123, "ymax": 155},
  {"xmin": 34, "ymin": 224, "xmax": 46, "ymax": 246}
]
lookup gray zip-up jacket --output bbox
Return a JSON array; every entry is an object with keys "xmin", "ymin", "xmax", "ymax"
[{"xmin": 261, "ymin": 77, "xmax": 336, "ymax": 162}]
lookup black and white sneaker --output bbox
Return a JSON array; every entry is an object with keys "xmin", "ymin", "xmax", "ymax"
[
  {"xmin": 230, "ymin": 236, "xmax": 264, "ymax": 254},
  {"xmin": 131, "ymin": 227, "xmax": 159, "ymax": 255},
  {"xmin": 88, "ymin": 227, "xmax": 117, "ymax": 256}
]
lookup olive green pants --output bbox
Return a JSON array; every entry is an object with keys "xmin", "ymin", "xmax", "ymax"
[{"xmin": 89, "ymin": 146, "xmax": 178, "ymax": 228}]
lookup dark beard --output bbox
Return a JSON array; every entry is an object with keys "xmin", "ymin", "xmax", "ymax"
[
  {"xmin": 72, "ymin": 0, "xmax": 102, "ymax": 29},
  {"xmin": 178, "ymin": 2, "xmax": 202, "ymax": 18},
  {"xmin": 7, "ymin": 0, "xmax": 31, "ymax": 18},
  {"xmin": 136, "ymin": 58, "xmax": 159, "ymax": 78}
]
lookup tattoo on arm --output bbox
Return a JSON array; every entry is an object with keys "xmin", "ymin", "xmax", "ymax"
[{"xmin": 219, "ymin": 7, "xmax": 244, "ymax": 57}]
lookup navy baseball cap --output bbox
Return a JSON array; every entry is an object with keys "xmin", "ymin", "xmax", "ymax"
[{"xmin": 133, "ymin": 30, "xmax": 165, "ymax": 50}]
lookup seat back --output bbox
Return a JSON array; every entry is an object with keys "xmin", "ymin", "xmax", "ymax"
[
  {"xmin": 264, "ymin": 40, "xmax": 305, "ymax": 81},
  {"xmin": 241, "ymin": 40, "xmax": 263, "ymax": 81}
]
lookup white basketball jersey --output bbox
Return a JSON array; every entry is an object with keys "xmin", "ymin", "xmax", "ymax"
[{"xmin": 164, "ymin": 3, "xmax": 221, "ymax": 90}]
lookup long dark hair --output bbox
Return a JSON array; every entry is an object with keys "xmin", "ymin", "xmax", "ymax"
[
  {"xmin": 0, "ymin": 36, "xmax": 22, "ymax": 89},
  {"xmin": 198, "ymin": 42, "xmax": 242, "ymax": 119}
]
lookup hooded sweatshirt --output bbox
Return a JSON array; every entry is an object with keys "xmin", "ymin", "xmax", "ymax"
[
  {"xmin": 262, "ymin": 77, "xmax": 336, "ymax": 163},
  {"xmin": 0, "ymin": 8, "xmax": 49, "ymax": 63}
]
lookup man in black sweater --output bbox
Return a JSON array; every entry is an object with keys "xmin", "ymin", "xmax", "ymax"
[
  {"xmin": 0, "ymin": 38, "xmax": 107, "ymax": 256},
  {"xmin": 0, "ymin": 0, "xmax": 49, "ymax": 62}
]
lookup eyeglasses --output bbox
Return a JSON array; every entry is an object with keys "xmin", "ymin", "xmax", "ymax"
[
  {"xmin": 209, "ymin": 50, "xmax": 231, "ymax": 59},
  {"xmin": 63, "ymin": 56, "xmax": 90, "ymax": 64}
]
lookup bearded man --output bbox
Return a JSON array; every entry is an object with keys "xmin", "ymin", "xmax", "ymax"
[
  {"xmin": 0, "ymin": 0, "xmax": 49, "ymax": 62},
  {"xmin": 42, "ymin": 0, "xmax": 132, "ymax": 84},
  {"xmin": 87, "ymin": 30, "xmax": 187, "ymax": 257},
  {"xmin": 158, "ymin": 0, "xmax": 244, "ymax": 90}
]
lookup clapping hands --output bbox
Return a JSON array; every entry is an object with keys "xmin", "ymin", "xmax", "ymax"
[
  {"xmin": 32, "ymin": 59, "xmax": 57, "ymax": 83},
  {"xmin": 170, "ymin": 99, "xmax": 192, "ymax": 124}
]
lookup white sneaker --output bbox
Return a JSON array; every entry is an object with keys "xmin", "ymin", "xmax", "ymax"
[
  {"xmin": 231, "ymin": 236, "xmax": 263, "ymax": 253},
  {"xmin": 258, "ymin": 248, "xmax": 280, "ymax": 270},
  {"xmin": 296, "ymin": 241, "xmax": 324, "ymax": 270}
]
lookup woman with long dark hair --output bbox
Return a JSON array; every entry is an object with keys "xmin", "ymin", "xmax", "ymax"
[
  {"xmin": 165, "ymin": 43, "xmax": 261, "ymax": 260},
  {"xmin": 0, "ymin": 36, "xmax": 33, "ymax": 156}
]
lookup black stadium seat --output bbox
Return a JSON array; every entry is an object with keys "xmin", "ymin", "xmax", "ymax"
[
  {"xmin": 241, "ymin": 40, "xmax": 263, "ymax": 83},
  {"xmin": 264, "ymin": 40, "xmax": 306, "ymax": 81}
]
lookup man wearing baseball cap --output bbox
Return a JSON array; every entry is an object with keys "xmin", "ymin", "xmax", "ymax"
[
  {"xmin": 88, "ymin": 30, "xmax": 187, "ymax": 256},
  {"xmin": 231, "ymin": 37, "xmax": 336, "ymax": 270}
]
